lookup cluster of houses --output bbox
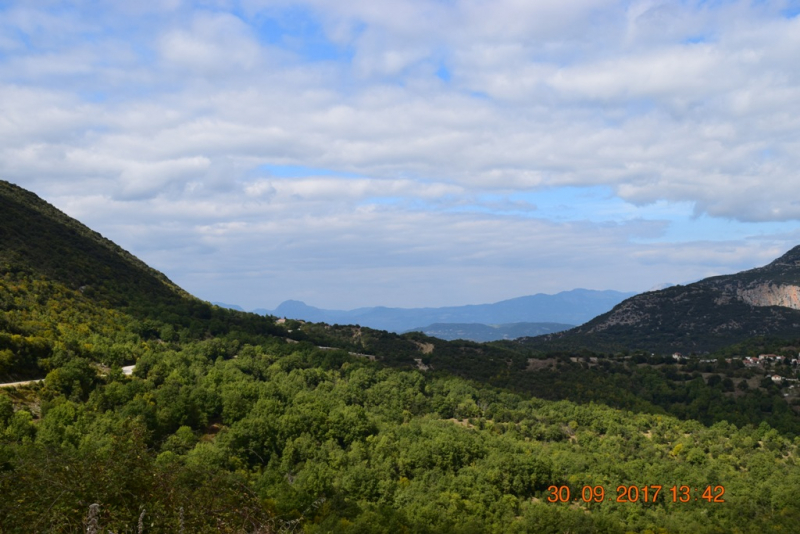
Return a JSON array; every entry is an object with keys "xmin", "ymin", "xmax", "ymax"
[
  {"xmin": 671, "ymin": 352, "xmax": 734, "ymax": 364},
  {"xmin": 670, "ymin": 352, "xmax": 800, "ymax": 389},
  {"xmin": 742, "ymin": 355, "xmax": 800, "ymax": 389},
  {"xmin": 671, "ymin": 352, "xmax": 800, "ymax": 369},
  {"xmin": 742, "ymin": 354, "xmax": 799, "ymax": 367},
  {"xmin": 770, "ymin": 374, "xmax": 799, "ymax": 383}
]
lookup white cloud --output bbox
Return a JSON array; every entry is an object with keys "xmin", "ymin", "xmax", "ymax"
[
  {"xmin": 2, "ymin": 0, "xmax": 800, "ymax": 307},
  {"xmin": 159, "ymin": 12, "xmax": 263, "ymax": 75},
  {"xmin": 116, "ymin": 156, "xmax": 211, "ymax": 200}
]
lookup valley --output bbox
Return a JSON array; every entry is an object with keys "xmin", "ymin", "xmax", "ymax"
[{"xmin": 2, "ymin": 180, "xmax": 800, "ymax": 533}]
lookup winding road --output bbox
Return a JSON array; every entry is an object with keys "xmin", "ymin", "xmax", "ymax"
[{"xmin": 0, "ymin": 365, "xmax": 135, "ymax": 389}]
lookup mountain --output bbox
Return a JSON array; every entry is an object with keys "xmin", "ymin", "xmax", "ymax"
[
  {"xmin": 257, "ymin": 289, "xmax": 635, "ymax": 332},
  {"xmin": 520, "ymin": 246, "xmax": 800, "ymax": 353},
  {"xmin": 404, "ymin": 322, "xmax": 574, "ymax": 342},
  {"xmin": 0, "ymin": 179, "xmax": 283, "ymax": 380},
  {"xmin": 0, "ymin": 180, "xmax": 200, "ymax": 321}
]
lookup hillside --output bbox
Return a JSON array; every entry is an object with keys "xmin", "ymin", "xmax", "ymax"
[
  {"xmin": 2, "ymin": 181, "xmax": 800, "ymax": 532},
  {"xmin": 0, "ymin": 180, "xmax": 286, "ymax": 381},
  {"xmin": 256, "ymin": 289, "xmax": 634, "ymax": 332},
  {"xmin": 0, "ymin": 180, "xmax": 188, "ymax": 308},
  {"xmin": 519, "ymin": 246, "xmax": 800, "ymax": 353}
]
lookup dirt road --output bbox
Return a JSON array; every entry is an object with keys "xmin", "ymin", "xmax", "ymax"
[{"xmin": 0, "ymin": 364, "xmax": 136, "ymax": 388}]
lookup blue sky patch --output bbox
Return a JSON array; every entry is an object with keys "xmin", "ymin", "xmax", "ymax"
[
  {"xmin": 251, "ymin": 6, "xmax": 354, "ymax": 62},
  {"xmin": 256, "ymin": 164, "xmax": 363, "ymax": 179}
]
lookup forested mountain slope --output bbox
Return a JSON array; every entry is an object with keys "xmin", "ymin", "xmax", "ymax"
[
  {"xmin": 520, "ymin": 246, "xmax": 800, "ymax": 353},
  {"xmin": 0, "ymin": 180, "xmax": 288, "ymax": 380},
  {"xmin": 2, "ymin": 181, "xmax": 800, "ymax": 532},
  {"xmin": 0, "ymin": 180, "xmax": 187, "ymax": 306}
]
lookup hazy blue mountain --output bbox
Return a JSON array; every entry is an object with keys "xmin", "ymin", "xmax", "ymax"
[
  {"xmin": 404, "ymin": 322, "xmax": 574, "ymax": 342},
  {"xmin": 254, "ymin": 289, "xmax": 636, "ymax": 332}
]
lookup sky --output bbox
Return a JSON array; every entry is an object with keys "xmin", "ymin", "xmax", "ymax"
[{"xmin": 2, "ymin": 0, "xmax": 800, "ymax": 310}]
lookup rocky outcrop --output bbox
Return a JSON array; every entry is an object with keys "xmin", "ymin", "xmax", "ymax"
[{"xmin": 738, "ymin": 284, "xmax": 800, "ymax": 310}]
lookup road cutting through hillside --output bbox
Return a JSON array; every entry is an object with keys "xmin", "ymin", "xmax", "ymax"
[{"xmin": 0, "ymin": 365, "xmax": 136, "ymax": 389}]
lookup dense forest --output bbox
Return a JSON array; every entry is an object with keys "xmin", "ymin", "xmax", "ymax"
[
  {"xmin": 3, "ymin": 180, "xmax": 800, "ymax": 532},
  {"xmin": 290, "ymin": 322, "xmax": 800, "ymax": 437},
  {"xmin": 3, "ymin": 306, "xmax": 799, "ymax": 532}
]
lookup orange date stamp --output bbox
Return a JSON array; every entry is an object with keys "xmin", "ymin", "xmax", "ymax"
[{"xmin": 546, "ymin": 485, "xmax": 725, "ymax": 504}]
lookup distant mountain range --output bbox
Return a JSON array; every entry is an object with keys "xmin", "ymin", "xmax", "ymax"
[
  {"xmin": 522, "ymin": 246, "xmax": 800, "ymax": 353},
  {"xmin": 404, "ymin": 322, "xmax": 574, "ymax": 342},
  {"xmin": 248, "ymin": 289, "xmax": 636, "ymax": 333}
]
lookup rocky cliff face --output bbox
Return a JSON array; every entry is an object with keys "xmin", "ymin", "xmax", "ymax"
[{"xmin": 737, "ymin": 284, "xmax": 800, "ymax": 310}]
